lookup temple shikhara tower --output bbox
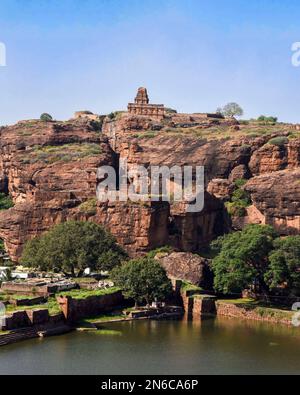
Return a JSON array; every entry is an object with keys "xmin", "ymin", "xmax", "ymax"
[{"xmin": 128, "ymin": 87, "xmax": 165, "ymax": 119}]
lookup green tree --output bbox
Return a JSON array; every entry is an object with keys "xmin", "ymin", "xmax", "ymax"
[
  {"xmin": 111, "ymin": 256, "xmax": 172, "ymax": 306},
  {"xmin": 40, "ymin": 113, "xmax": 53, "ymax": 122},
  {"xmin": 218, "ymin": 102, "xmax": 244, "ymax": 118},
  {"xmin": 0, "ymin": 193, "xmax": 14, "ymax": 210},
  {"xmin": 211, "ymin": 225, "xmax": 277, "ymax": 294},
  {"xmin": 265, "ymin": 236, "xmax": 300, "ymax": 293},
  {"xmin": 21, "ymin": 221, "xmax": 126, "ymax": 275},
  {"xmin": 257, "ymin": 115, "xmax": 278, "ymax": 123}
]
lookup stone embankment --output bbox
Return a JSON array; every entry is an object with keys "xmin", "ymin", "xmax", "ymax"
[
  {"xmin": 57, "ymin": 290, "xmax": 124, "ymax": 322},
  {"xmin": 215, "ymin": 301, "xmax": 294, "ymax": 326},
  {"xmin": 0, "ymin": 290, "xmax": 124, "ymax": 346},
  {"xmin": 180, "ymin": 288, "xmax": 296, "ymax": 326}
]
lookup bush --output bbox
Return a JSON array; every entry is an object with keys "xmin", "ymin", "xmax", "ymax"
[
  {"xmin": 0, "ymin": 193, "xmax": 14, "ymax": 210},
  {"xmin": 225, "ymin": 178, "xmax": 251, "ymax": 217},
  {"xmin": 40, "ymin": 113, "xmax": 53, "ymax": 122},
  {"xmin": 78, "ymin": 198, "xmax": 97, "ymax": 215},
  {"xmin": 89, "ymin": 120, "xmax": 103, "ymax": 132},
  {"xmin": 257, "ymin": 115, "xmax": 278, "ymax": 124},
  {"xmin": 268, "ymin": 137, "xmax": 288, "ymax": 146},
  {"xmin": 165, "ymin": 108, "xmax": 177, "ymax": 114},
  {"xmin": 147, "ymin": 246, "xmax": 173, "ymax": 259}
]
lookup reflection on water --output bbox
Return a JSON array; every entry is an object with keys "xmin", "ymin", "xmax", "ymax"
[{"xmin": 0, "ymin": 317, "xmax": 299, "ymax": 375}]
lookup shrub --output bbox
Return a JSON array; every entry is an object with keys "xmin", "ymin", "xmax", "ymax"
[
  {"xmin": 40, "ymin": 113, "xmax": 53, "ymax": 122},
  {"xmin": 268, "ymin": 137, "xmax": 288, "ymax": 146},
  {"xmin": 78, "ymin": 198, "xmax": 97, "ymax": 215},
  {"xmin": 165, "ymin": 108, "xmax": 177, "ymax": 114},
  {"xmin": 89, "ymin": 120, "xmax": 103, "ymax": 132},
  {"xmin": 257, "ymin": 115, "xmax": 278, "ymax": 124},
  {"xmin": 0, "ymin": 193, "xmax": 14, "ymax": 210},
  {"xmin": 225, "ymin": 178, "xmax": 251, "ymax": 217},
  {"xmin": 147, "ymin": 246, "xmax": 173, "ymax": 259}
]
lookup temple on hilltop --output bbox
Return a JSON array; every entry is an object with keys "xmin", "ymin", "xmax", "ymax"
[{"xmin": 128, "ymin": 87, "xmax": 165, "ymax": 119}]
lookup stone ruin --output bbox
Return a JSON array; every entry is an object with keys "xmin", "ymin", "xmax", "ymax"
[{"xmin": 128, "ymin": 87, "xmax": 165, "ymax": 119}]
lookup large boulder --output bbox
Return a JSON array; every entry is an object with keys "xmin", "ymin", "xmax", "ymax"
[
  {"xmin": 207, "ymin": 178, "xmax": 234, "ymax": 201},
  {"xmin": 155, "ymin": 252, "xmax": 213, "ymax": 289},
  {"xmin": 244, "ymin": 169, "xmax": 300, "ymax": 234}
]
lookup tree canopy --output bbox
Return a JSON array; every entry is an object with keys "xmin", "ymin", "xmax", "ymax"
[
  {"xmin": 40, "ymin": 113, "xmax": 53, "ymax": 122},
  {"xmin": 211, "ymin": 225, "xmax": 300, "ymax": 296},
  {"xmin": 266, "ymin": 236, "xmax": 300, "ymax": 292},
  {"xmin": 111, "ymin": 256, "xmax": 172, "ymax": 306},
  {"xmin": 21, "ymin": 221, "xmax": 126, "ymax": 275},
  {"xmin": 211, "ymin": 225, "xmax": 277, "ymax": 294},
  {"xmin": 217, "ymin": 102, "xmax": 244, "ymax": 118}
]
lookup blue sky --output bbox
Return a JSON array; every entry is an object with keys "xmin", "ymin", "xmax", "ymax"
[{"xmin": 0, "ymin": 0, "xmax": 300, "ymax": 124}]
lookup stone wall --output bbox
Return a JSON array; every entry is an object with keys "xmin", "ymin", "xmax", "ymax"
[
  {"xmin": 191, "ymin": 296, "xmax": 217, "ymax": 319},
  {"xmin": 1, "ymin": 282, "xmax": 49, "ymax": 296},
  {"xmin": 215, "ymin": 301, "xmax": 294, "ymax": 326},
  {"xmin": 1, "ymin": 308, "xmax": 50, "ymax": 330},
  {"xmin": 10, "ymin": 296, "xmax": 46, "ymax": 306},
  {"xmin": 56, "ymin": 290, "xmax": 124, "ymax": 322},
  {"xmin": 179, "ymin": 293, "xmax": 294, "ymax": 326}
]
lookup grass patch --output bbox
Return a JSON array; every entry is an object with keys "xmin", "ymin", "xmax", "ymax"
[
  {"xmin": 58, "ymin": 287, "xmax": 120, "ymax": 300},
  {"xmin": 80, "ymin": 313, "xmax": 126, "ymax": 324},
  {"xmin": 217, "ymin": 298, "xmax": 294, "ymax": 320},
  {"xmin": 4, "ymin": 294, "xmax": 39, "ymax": 301},
  {"xmin": 91, "ymin": 329, "xmax": 122, "ymax": 336},
  {"xmin": 181, "ymin": 281, "xmax": 202, "ymax": 293},
  {"xmin": 0, "ymin": 330, "xmax": 11, "ymax": 335},
  {"xmin": 20, "ymin": 143, "xmax": 102, "ymax": 164},
  {"xmin": 217, "ymin": 298, "xmax": 258, "ymax": 306},
  {"xmin": 5, "ymin": 297, "xmax": 61, "ymax": 316},
  {"xmin": 159, "ymin": 121, "xmax": 295, "ymax": 142},
  {"xmin": 78, "ymin": 198, "xmax": 97, "ymax": 215},
  {"xmin": 74, "ymin": 277, "xmax": 98, "ymax": 284}
]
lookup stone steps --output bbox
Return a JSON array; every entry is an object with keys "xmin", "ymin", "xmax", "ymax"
[{"xmin": 0, "ymin": 328, "xmax": 38, "ymax": 346}]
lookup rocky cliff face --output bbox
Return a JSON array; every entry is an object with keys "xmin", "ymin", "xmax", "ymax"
[{"xmin": 0, "ymin": 113, "xmax": 299, "ymax": 261}]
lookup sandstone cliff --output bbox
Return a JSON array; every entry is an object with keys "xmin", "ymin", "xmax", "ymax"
[{"xmin": 0, "ymin": 113, "xmax": 299, "ymax": 261}]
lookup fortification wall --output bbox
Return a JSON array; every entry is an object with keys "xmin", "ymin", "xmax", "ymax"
[{"xmin": 57, "ymin": 290, "xmax": 124, "ymax": 322}]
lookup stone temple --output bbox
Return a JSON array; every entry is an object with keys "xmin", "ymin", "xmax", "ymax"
[{"xmin": 128, "ymin": 87, "xmax": 165, "ymax": 119}]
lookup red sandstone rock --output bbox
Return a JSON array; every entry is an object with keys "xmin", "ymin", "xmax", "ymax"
[
  {"xmin": 156, "ymin": 252, "xmax": 213, "ymax": 289},
  {"xmin": 228, "ymin": 164, "xmax": 250, "ymax": 182},
  {"xmin": 207, "ymin": 179, "xmax": 234, "ymax": 200},
  {"xmin": 0, "ymin": 115, "xmax": 299, "ymax": 262},
  {"xmin": 244, "ymin": 169, "xmax": 300, "ymax": 235}
]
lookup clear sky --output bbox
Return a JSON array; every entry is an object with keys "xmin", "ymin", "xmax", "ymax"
[{"xmin": 0, "ymin": 0, "xmax": 300, "ymax": 125}]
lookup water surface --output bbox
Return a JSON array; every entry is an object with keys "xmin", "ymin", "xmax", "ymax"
[{"xmin": 0, "ymin": 317, "xmax": 299, "ymax": 375}]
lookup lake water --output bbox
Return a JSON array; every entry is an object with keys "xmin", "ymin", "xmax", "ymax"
[{"xmin": 0, "ymin": 317, "xmax": 300, "ymax": 375}]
